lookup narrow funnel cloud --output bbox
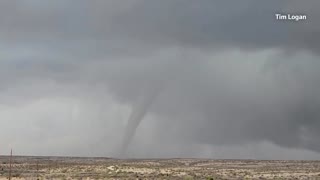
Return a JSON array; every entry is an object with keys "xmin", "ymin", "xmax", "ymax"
[
  {"xmin": 118, "ymin": 59, "xmax": 183, "ymax": 156},
  {"xmin": 119, "ymin": 86, "xmax": 160, "ymax": 156}
]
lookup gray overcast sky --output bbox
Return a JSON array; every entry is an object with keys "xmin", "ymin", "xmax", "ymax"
[{"xmin": 1, "ymin": 0, "xmax": 320, "ymax": 160}]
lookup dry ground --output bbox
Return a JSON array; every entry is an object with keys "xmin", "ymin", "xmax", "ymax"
[{"xmin": 0, "ymin": 156, "xmax": 320, "ymax": 179}]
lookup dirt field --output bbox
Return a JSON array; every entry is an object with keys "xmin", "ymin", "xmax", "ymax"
[{"xmin": 0, "ymin": 156, "xmax": 320, "ymax": 179}]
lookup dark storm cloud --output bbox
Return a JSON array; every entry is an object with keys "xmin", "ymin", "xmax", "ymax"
[
  {"xmin": 112, "ymin": 0, "xmax": 320, "ymax": 53},
  {"xmin": 108, "ymin": 0, "xmax": 287, "ymax": 49},
  {"xmin": 1, "ymin": 0, "xmax": 319, "ymax": 54},
  {"xmin": 145, "ymin": 55, "xmax": 320, "ymax": 152},
  {"xmin": 0, "ymin": 0, "xmax": 320, "ymax": 158}
]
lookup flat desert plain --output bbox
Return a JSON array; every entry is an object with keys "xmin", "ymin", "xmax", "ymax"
[{"xmin": 0, "ymin": 156, "xmax": 320, "ymax": 179}]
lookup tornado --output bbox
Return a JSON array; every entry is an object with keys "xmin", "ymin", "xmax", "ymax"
[
  {"xmin": 118, "ymin": 58, "xmax": 183, "ymax": 157},
  {"xmin": 118, "ymin": 86, "xmax": 161, "ymax": 156}
]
